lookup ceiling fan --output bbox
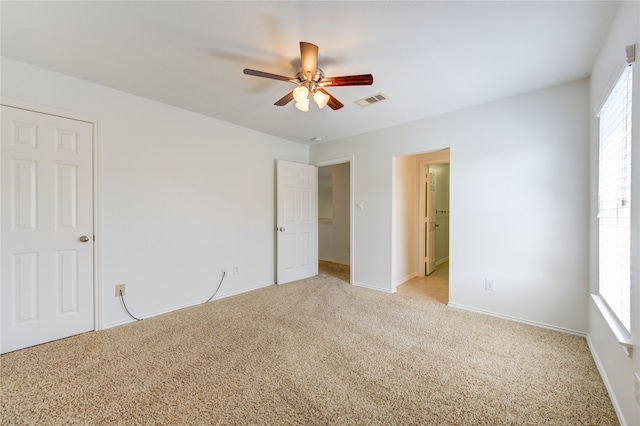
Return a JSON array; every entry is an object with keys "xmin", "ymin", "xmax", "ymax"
[{"xmin": 243, "ymin": 41, "xmax": 374, "ymax": 112}]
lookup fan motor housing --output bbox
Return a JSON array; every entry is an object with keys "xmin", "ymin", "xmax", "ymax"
[{"xmin": 296, "ymin": 67, "xmax": 324, "ymax": 83}]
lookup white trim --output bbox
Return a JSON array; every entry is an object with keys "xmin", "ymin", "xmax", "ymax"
[
  {"xmin": 313, "ymin": 156, "xmax": 355, "ymax": 284},
  {"xmin": 590, "ymin": 294, "xmax": 633, "ymax": 356},
  {"xmin": 1, "ymin": 97, "xmax": 103, "ymax": 331},
  {"xmin": 1, "ymin": 97, "xmax": 98, "ymax": 124},
  {"xmin": 418, "ymin": 161, "xmax": 427, "ymax": 277},
  {"xmin": 594, "ymin": 60, "xmax": 631, "ymax": 116},
  {"xmin": 447, "ymin": 302, "xmax": 587, "ymax": 337},
  {"xmin": 103, "ymin": 281, "xmax": 275, "ymax": 330},
  {"xmin": 353, "ymin": 281, "xmax": 395, "ymax": 294},
  {"xmin": 319, "ymin": 258, "xmax": 349, "ymax": 266},
  {"xmin": 586, "ymin": 335, "xmax": 628, "ymax": 426},
  {"xmin": 435, "ymin": 257, "xmax": 449, "ymax": 266},
  {"xmin": 393, "ymin": 272, "xmax": 417, "ymax": 288}
]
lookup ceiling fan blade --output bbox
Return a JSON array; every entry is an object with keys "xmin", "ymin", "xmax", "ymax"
[
  {"xmin": 243, "ymin": 68, "xmax": 296, "ymax": 82},
  {"xmin": 274, "ymin": 91, "xmax": 294, "ymax": 106},
  {"xmin": 318, "ymin": 89, "xmax": 344, "ymax": 110},
  {"xmin": 300, "ymin": 42, "xmax": 318, "ymax": 79},
  {"xmin": 320, "ymin": 74, "xmax": 374, "ymax": 87}
]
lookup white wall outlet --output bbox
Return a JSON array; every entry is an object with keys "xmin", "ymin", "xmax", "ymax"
[
  {"xmin": 221, "ymin": 268, "xmax": 228, "ymax": 275},
  {"xmin": 485, "ymin": 279, "xmax": 495, "ymax": 291},
  {"xmin": 635, "ymin": 372, "xmax": 640, "ymax": 406},
  {"xmin": 115, "ymin": 284, "xmax": 125, "ymax": 297},
  {"xmin": 233, "ymin": 266, "xmax": 239, "ymax": 275}
]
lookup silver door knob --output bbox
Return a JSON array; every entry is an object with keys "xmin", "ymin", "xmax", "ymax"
[
  {"xmin": 79, "ymin": 235, "xmax": 90, "ymax": 243},
  {"xmin": 279, "ymin": 227, "xmax": 285, "ymax": 232}
]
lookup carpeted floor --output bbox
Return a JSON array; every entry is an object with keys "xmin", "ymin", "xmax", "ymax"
[{"xmin": 1, "ymin": 268, "xmax": 618, "ymax": 425}]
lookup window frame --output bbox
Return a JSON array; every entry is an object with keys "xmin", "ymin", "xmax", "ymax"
[{"xmin": 593, "ymin": 61, "xmax": 634, "ymax": 356}]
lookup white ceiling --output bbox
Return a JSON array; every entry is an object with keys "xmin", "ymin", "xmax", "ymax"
[{"xmin": 1, "ymin": 1, "xmax": 619, "ymax": 146}]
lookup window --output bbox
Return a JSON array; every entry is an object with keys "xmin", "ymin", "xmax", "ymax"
[{"xmin": 598, "ymin": 64, "xmax": 633, "ymax": 333}]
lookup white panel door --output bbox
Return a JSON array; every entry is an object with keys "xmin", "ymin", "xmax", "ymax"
[
  {"xmin": 1, "ymin": 105, "xmax": 94, "ymax": 354},
  {"xmin": 276, "ymin": 160, "xmax": 318, "ymax": 284}
]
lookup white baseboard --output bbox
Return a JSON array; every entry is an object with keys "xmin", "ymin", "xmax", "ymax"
[
  {"xmin": 447, "ymin": 302, "xmax": 586, "ymax": 337},
  {"xmin": 103, "ymin": 281, "xmax": 274, "ymax": 330},
  {"xmin": 586, "ymin": 335, "xmax": 627, "ymax": 426},
  {"xmin": 435, "ymin": 257, "xmax": 449, "ymax": 266},
  {"xmin": 353, "ymin": 281, "xmax": 394, "ymax": 294},
  {"xmin": 319, "ymin": 258, "xmax": 350, "ymax": 266},
  {"xmin": 393, "ymin": 272, "xmax": 417, "ymax": 288}
]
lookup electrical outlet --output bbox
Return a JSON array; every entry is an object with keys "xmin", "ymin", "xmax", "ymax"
[
  {"xmin": 233, "ymin": 266, "xmax": 240, "ymax": 275},
  {"xmin": 635, "ymin": 372, "xmax": 640, "ymax": 406},
  {"xmin": 222, "ymin": 268, "xmax": 228, "ymax": 275},
  {"xmin": 115, "ymin": 284, "xmax": 125, "ymax": 297},
  {"xmin": 485, "ymin": 279, "xmax": 495, "ymax": 291}
]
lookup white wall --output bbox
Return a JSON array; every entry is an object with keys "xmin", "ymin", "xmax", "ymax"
[
  {"xmin": 318, "ymin": 177, "xmax": 334, "ymax": 262},
  {"xmin": 318, "ymin": 185, "xmax": 333, "ymax": 219},
  {"xmin": 318, "ymin": 163, "xmax": 350, "ymax": 265},
  {"xmin": 332, "ymin": 163, "xmax": 351, "ymax": 265},
  {"xmin": 311, "ymin": 78, "xmax": 590, "ymax": 333},
  {"xmin": 1, "ymin": 57, "xmax": 308, "ymax": 328},
  {"xmin": 587, "ymin": 2, "xmax": 640, "ymax": 425},
  {"xmin": 318, "ymin": 218, "xmax": 333, "ymax": 262},
  {"xmin": 391, "ymin": 155, "xmax": 418, "ymax": 287}
]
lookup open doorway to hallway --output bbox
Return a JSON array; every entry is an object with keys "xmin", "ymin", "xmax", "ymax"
[
  {"xmin": 317, "ymin": 161, "xmax": 351, "ymax": 283},
  {"xmin": 396, "ymin": 261, "xmax": 449, "ymax": 304},
  {"xmin": 392, "ymin": 149, "xmax": 450, "ymax": 304}
]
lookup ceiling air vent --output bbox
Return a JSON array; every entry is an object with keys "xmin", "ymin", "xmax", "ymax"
[{"xmin": 355, "ymin": 93, "xmax": 388, "ymax": 107}]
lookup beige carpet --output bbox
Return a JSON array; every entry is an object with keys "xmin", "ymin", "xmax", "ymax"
[{"xmin": 1, "ymin": 269, "xmax": 618, "ymax": 425}]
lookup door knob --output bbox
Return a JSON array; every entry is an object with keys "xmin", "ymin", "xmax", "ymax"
[
  {"xmin": 79, "ymin": 235, "xmax": 90, "ymax": 243},
  {"xmin": 279, "ymin": 227, "xmax": 285, "ymax": 232}
]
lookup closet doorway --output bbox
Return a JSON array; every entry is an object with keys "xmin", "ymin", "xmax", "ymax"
[{"xmin": 316, "ymin": 158, "xmax": 353, "ymax": 283}]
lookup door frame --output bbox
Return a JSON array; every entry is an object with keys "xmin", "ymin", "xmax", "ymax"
[
  {"xmin": 1, "ymin": 97, "xmax": 103, "ymax": 330},
  {"xmin": 313, "ymin": 156, "xmax": 354, "ymax": 284}
]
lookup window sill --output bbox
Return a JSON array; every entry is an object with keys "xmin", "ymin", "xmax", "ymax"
[{"xmin": 591, "ymin": 294, "xmax": 633, "ymax": 357}]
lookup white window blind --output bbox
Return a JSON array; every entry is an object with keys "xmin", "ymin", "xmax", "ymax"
[{"xmin": 598, "ymin": 64, "xmax": 633, "ymax": 333}]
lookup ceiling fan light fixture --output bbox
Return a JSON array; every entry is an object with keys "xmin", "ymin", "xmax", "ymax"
[
  {"xmin": 243, "ymin": 41, "xmax": 373, "ymax": 112},
  {"xmin": 313, "ymin": 90, "xmax": 330, "ymax": 109},
  {"xmin": 293, "ymin": 86, "xmax": 309, "ymax": 103},
  {"xmin": 295, "ymin": 98, "xmax": 310, "ymax": 112}
]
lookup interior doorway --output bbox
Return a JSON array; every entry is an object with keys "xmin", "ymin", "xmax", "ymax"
[
  {"xmin": 420, "ymin": 162, "xmax": 450, "ymax": 276},
  {"xmin": 1, "ymin": 103, "xmax": 96, "ymax": 353},
  {"xmin": 316, "ymin": 158, "xmax": 352, "ymax": 283},
  {"xmin": 396, "ymin": 262, "xmax": 449, "ymax": 304},
  {"xmin": 392, "ymin": 148, "xmax": 450, "ymax": 304}
]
